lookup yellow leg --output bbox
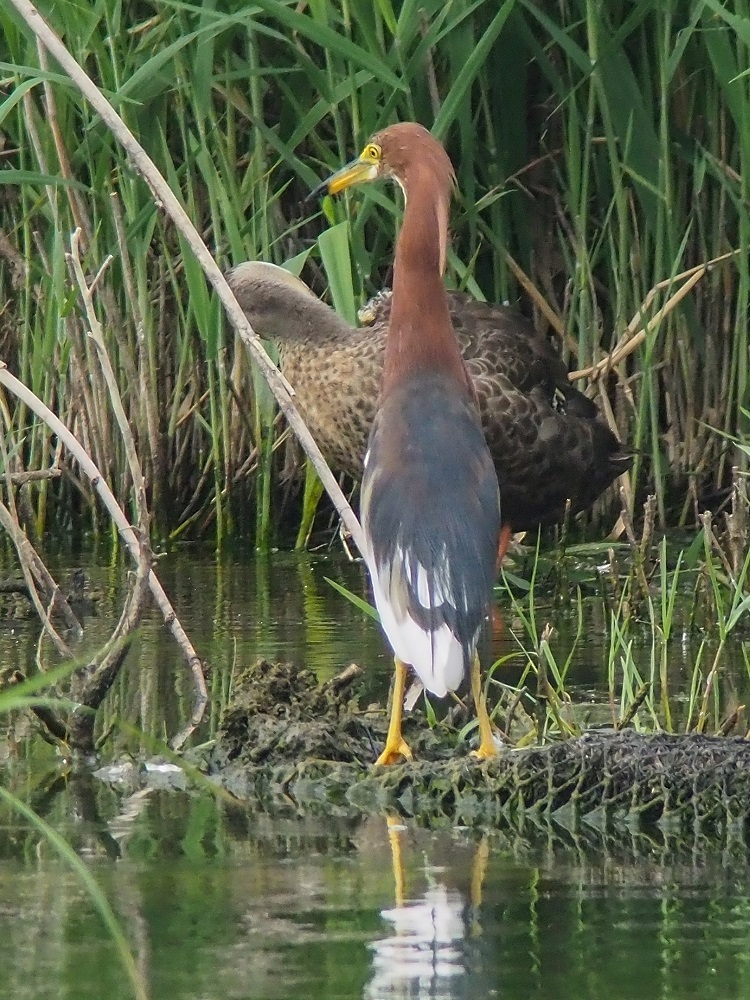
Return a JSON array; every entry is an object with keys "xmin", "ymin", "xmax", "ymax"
[
  {"xmin": 470, "ymin": 651, "xmax": 498, "ymax": 760},
  {"xmin": 386, "ymin": 815, "xmax": 406, "ymax": 906},
  {"xmin": 375, "ymin": 658, "xmax": 413, "ymax": 766},
  {"xmin": 469, "ymin": 834, "xmax": 490, "ymax": 937},
  {"xmin": 470, "ymin": 835, "xmax": 490, "ymax": 908}
]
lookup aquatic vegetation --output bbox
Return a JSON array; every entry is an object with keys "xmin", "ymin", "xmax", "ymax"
[
  {"xmin": 0, "ymin": 238, "xmax": 208, "ymax": 755},
  {"xmin": 203, "ymin": 656, "xmax": 750, "ymax": 842},
  {"xmin": 493, "ymin": 495, "xmax": 750, "ymax": 743},
  {"xmin": 0, "ymin": 2, "xmax": 748, "ymax": 544},
  {"xmin": 0, "ymin": 674, "xmax": 149, "ymax": 1000},
  {"xmin": 2, "ymin": 6, "xmax": 750, "ymax": 996}
]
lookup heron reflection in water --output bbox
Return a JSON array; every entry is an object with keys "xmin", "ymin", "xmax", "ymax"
[{"xmin": 363, "ymin": 818, "xmax": 491, "ymax": 999}]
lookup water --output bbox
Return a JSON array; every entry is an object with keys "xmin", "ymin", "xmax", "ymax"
[
  {"xmin": 3, "ymin": 546, "xmax": 743, "ymax": 746},
  {"xmin": 1, "ymin": 547, "xmax": 749, "ymax": 998},
  {"xmin": 0, "ymin": 784, "xmax": 749, "ymax": 1000}
]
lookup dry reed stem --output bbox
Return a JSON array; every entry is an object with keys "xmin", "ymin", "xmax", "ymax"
[
  {"xmin": 37, "ymin": 41, "xmax": 92, "ymax": 248},
  {"xmin": 1, "ymin": 468, "xmax": 61, "ymax": 484},
  {"xmin": 725, "ymin": 468, "xmax": 749, "ymax": 581},
  {"xmin": 0, "ymin": 360, "xmax": 208, "ymax": 738},
  {"xmin": 617, "ymin": 497, "xmax": 652, "ymax": 605},
  {"xmin": 110, "ymin": 193, "xmax": 163, "ymax": 503},
  {"xmin": 68, "ymin": 229, "xmax": 150, "ymax": 531},
  {"xmin": 701, "ymin": 509, "xmax": 735, "ymax": 583},
  {"xmin": 695, "ymin": 643, "xmax": 724, "ymax": 735},
  {"xmin": 596, "ymin": 386, "xmax": 633, "ymax": 515},
  {"xmin": 638, "ymin": 495, "xmax": 657, "ymax": 578},
  {"xmin": 6, "ymin": 0, "xmax": 366, "ymax": 558},
  {"xmin": 569, "ymin": 249, "xmax": 740, "ymax": 382},
  {"xmin": 502, "ymin": 250, "xmax": 570, "ymax": 346}
]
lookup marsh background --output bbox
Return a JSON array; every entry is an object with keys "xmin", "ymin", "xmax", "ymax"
[
  {"xmin": 1, "ymin": 0, "xmax": 749, "ymax": 546},
  {"xmin": 1, "ymin": 2, "xmax": 750, "ymax": 999}
]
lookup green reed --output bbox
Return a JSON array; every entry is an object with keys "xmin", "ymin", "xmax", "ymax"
[
  {"xmin": 0, "ymin": 1, "xmax": 749, "ymax": 545},
  {"xmin": 496, "ymin": 519, "xmax": 750, "ymax": 742}
]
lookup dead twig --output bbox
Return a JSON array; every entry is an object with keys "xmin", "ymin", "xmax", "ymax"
[
  {"xmin": 7, "ymin": 0, "xmax": 366, "ymax": 560},
  {"xmin": 0, "ymin": 468, "xmax": 62, "ymax": 486},
  {"xmin": 0, "ymin": 360, "xmax": 207, "ymax": 739}
]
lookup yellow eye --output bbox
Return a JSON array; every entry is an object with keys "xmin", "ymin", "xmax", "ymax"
[{"xmin": 362, "ymin": 143, "xmax": 381, "ymax": 162}]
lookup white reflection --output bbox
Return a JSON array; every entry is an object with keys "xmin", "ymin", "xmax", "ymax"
[
  {"xmin": 367, "ymin": 883, "xmax": 467, "ymax": 996},
  {"xmin": 364, "ymin": 821, "xmax": 487, "ymax": 998}
]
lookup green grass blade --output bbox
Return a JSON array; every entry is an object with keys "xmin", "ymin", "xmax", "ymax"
[
  {"xmin": 325, "ymin": 576, "xmax": 380, "ymax": 622},
  {"xmin": 0, "ymin": 786, "xmax": 149, "ymax": 1000},
  {"xmin": 318, "ymin": 220, "xmax": 357, "ymax": 324}
]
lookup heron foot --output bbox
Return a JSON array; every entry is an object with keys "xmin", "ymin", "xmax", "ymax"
[
  {"xmin": 375, "ymin": 737, "xmax": 413, "ymax": 766},
  {"xmin": 470, "ymin": 739, "xmax": 499, "ymax": 762}
]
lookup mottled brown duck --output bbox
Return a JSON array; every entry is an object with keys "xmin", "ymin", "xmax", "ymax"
[{"xmin": 227, "ymin": 261, "xmax": 630, "ymax": 533}]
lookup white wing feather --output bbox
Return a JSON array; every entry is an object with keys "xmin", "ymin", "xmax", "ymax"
[{"xmin": 365, "ymin": 541, "xmax": 468, "ymax": 697}]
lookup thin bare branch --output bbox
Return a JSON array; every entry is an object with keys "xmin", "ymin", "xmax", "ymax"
[
  {"xmin": 67, "ymin": 228, "xmax": 150, "ymax": 532},
  {"xmin": 0, "ymin": 360, "xmax": 207, "ymax": 727},
  {"xmin": 7, "ymin": 0, "xmax": 366, "ymax": 557},
  {"xmin": 0, "ymin": 468, "xmax": 62, "ymax": 485}
]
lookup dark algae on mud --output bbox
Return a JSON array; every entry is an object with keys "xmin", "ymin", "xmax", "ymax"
[{"xmin": 206, "ymin": 660, "xmax": 750, "ymax": 843}]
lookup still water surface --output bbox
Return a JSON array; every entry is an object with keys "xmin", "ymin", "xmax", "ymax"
[
  {"xmin": 1, "ymin": 548, "xmax": 749, "ymax": 999},
  {"xmin": 0, "ymin": 787, "xmax": 749, "ymax": 1000}
]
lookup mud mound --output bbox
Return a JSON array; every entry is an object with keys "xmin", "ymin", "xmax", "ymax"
[
  {"xmin": 217, "ymin": 658, "xmax": 378, "ymax": 767},
  {"xmin": 346, "ymin": 730, "xmax": 750, "ymax": 832},
  {"xmin": 212, "ymin": 659, "xmax": 454, "ymax": 776},
  {"xmin": 206, "ymin": 661, "xmax": 750, "ymax": 841}
]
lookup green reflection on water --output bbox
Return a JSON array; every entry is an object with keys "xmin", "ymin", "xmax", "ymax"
[
  {"xmin": 1, "ymin": 548, "xmax": 750, "ymax": 998},
  {"xmin": 0, "ymin": 782, "xmax": 749, "ymax": 1000},
  {"xmin": 2, "ymin": 547, "xmax": 747, "ymax": 760}
]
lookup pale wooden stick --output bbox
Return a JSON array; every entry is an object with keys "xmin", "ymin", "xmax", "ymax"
[
  {"xmin": 7, "ymin": 0, "xmax": 366, "ymax": 558},
  {"xmin": 0, "ymin": 361, "xmax": 207, "ymax": 732}
]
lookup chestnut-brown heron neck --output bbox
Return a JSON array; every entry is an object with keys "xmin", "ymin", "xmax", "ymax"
[
  {"xmin": 385, "ymin": 162, "xmax": 467, "ymax": 396},
  {"xmin": 313, "ymin": 122, "xmax": 466, "ymax": 399}
]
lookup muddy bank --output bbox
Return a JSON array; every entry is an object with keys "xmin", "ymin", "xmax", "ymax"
[{"xmin": 202, "ymin": 661, "xmax": 750, "ymax": 839}]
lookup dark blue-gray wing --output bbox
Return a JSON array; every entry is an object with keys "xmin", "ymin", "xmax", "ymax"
[{"xmin": 361, "ymin": 373, "xmax": 501, "ymax": 696}]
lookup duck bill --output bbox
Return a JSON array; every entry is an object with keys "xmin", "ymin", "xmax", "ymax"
[{"xmin": 308, "ymin": 157, "xmax": 378, "ymax": 201}]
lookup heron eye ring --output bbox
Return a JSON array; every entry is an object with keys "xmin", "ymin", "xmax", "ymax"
[{"xmin": 364, "ymin": 143, "xmax": 381, "ymax": 161}]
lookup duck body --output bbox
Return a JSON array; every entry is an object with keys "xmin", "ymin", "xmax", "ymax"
[{"xmin": 228, "ymin": 265, "xmax": 630, "ymax": 532}]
